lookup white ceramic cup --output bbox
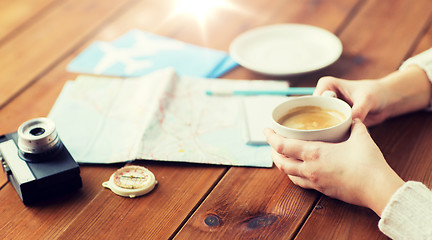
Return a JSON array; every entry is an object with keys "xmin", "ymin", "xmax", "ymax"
[{"xmin": 271, "ymin": 91, "xmax": 352, "ymax": 142}]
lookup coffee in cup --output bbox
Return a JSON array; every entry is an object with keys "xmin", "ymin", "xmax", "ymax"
[
  {"xmin": 271, "ymin": 91, "xmax": 352, "ymax": 142},
  {"xmin": 277, "ymin": 106, "xmax": 346, "ymax": 130}
]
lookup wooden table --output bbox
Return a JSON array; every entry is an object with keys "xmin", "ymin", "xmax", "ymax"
[{"xmin": 0, "ymin": 0, "xmax": 431, "ymax": 239}]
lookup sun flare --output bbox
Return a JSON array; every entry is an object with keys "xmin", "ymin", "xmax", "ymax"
[
  {"xmin": 167, "ymin": 0, "xmax": 249, "ymax": 44},
  {"xmin": 175, "ymin": 0, "xmax": 229, "ymax": 20}
]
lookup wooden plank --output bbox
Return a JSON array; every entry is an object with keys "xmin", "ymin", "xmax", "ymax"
[
  {"xmin": 174, "ymin": 167, "xmax": 320, "ymax": 239},
  {"xmin": 333, "ymin": 0, "xmax": 432, "ymax": 78},
  {"xmin": 0, "ymin": 0, "xmax": 137, "ymax": 109},
  {"xmin": 0, "ymin": 0, "xmax": 57, "ymax": 41},
  {"xmin": 0, "ymin": 168, "xmax": 7, "ymax": 190},
  {"xmin": 174, "ymin": 0, "xmax": 364, "ymax": 238},
  {"xmin": 298, "ymin": 198, "xmax": 386, "ymax": 239},
  {"xmin": 410, "ymin": 15, "xmax": 432, "ymax": 57},
  {"xmin": 54, "ymin": 162, "xmax": 226, "ymax": 239},
  {"xmin": 295, "ymin": 0, "xmax": 432, "ymax": 239}
]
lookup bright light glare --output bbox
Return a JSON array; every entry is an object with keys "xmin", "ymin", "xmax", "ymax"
[{"xmin": 176, "ymin": 0, "xmax": 226, "ymax": 20}]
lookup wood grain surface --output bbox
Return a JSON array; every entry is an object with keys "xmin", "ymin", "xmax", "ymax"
[{"xmin": 0, "ymin": 0, "xmax": 431, "ymax": 239}]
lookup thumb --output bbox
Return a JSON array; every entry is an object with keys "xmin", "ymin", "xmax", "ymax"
[
  {"xmin": 349, "ymin": 118, "xmax": 370, "ymax": 140},
  {"xmin": 351, "ymin": 98, "xmax": 371, "ymax": 122},
  {"xmin": 313, "ymin": 76, "xmax": 340, "ymax": 96}
]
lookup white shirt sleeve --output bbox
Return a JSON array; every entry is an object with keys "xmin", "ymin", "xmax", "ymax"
[
  {"xmin": 399, "ymin": 48, "xmax": 432, "ymax": 110},
  {"xmin": 378, "ymin": 181, "xmax": 432, "ymax": 239},
  {"xmin": 399, "ymin": 48, "xmax": 432, "ymax": 82}
]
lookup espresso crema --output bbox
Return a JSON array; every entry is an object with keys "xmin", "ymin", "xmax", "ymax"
[{"xmin": 277, "ymin": 106, "xmax": 346, "ymax": 130}]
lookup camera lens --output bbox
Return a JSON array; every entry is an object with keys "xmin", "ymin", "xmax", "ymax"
[
  {"xmin": 17, "ymin": 118, "xmax": 61, "ymax": 155},
  {"xmin": 30, "ymin": 127, "xmax": 45, "ymax": 136}
]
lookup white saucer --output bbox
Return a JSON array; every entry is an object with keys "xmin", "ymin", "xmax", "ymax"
[{"xmin": 229, "ymin": 24, "xmax": 343, "ymax": 76}]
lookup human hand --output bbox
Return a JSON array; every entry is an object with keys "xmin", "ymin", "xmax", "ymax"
[
  {"xmin": 264, "ymin": 119, "xmax": 404, "ymax": 216},
  {"xmin": 315, "ymin": 66, "xmax": 432, "ymax": 126},
  {"xmin": 314, "ymin": 77, "xmax": 390, "ymax": 126}
]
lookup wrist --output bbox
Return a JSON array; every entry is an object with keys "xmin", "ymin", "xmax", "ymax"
[
  {"xmin": 365, "ymin": 169, "xmax": 405, "ymax": 216},
  {"xmin": 378, "ymin": 66, "xmax": 431, "ymax": 117}
]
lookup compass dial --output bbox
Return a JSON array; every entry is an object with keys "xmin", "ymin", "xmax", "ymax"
[
  {"xmin": 113, "ymin": 166, "xmax": 152, "ymax": 189},
  {"xmin": 103, "ymin": 165, "xmax": 157, "ymax": 198}
]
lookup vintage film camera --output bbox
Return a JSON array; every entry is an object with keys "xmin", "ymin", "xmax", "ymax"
[{"xmin": 0, "ymin": 117, "xmax": 82, "ymax": 205}]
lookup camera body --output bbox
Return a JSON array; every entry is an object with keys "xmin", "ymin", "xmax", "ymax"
[{"xmin": 0, "ymin": 118, "xmax": 82, "ymax": 205}]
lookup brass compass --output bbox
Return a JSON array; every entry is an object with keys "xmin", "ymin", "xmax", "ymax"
[{"xmin": 103, "ymin": 165, "xmax": 157, "ymax": 198}]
